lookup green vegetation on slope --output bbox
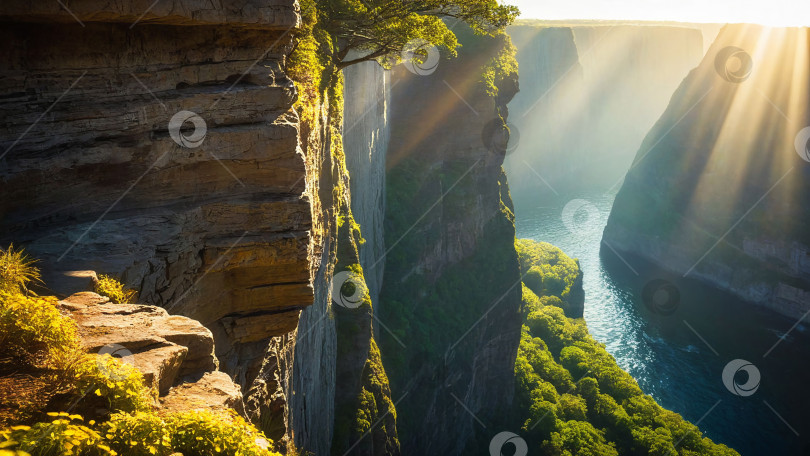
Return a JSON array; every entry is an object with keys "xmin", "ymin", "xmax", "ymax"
[
  {"xmin": 513, "ymin": 239, "xmax": 738, "ymax": 456},
  {"xmin": 515, "ymin": 239, "xmax": 582, "ymax": 317},
  {"xmin": 0, "ymin": 245, "xmax": 281, "ymax": 456}
]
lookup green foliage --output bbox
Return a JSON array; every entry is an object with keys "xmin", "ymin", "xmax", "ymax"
[
  {"xmin": 0, "ymin": 293, "xmax": 79, "ymax": 367},
  {"xmin": 512, "ymin": 240, "xmax": 739, "ymax": 455},
  {"xmin": 0, "ymin": 244, "xmax": 41, "ymax": 295},
  {"xmin": 516, "ymin": 240, "xmax": 581, "ymax": 309},
  {"xmin": 168, "ymin": 410, "xmax": 276, "ymax": 456},
  {"xmin": 103, "ymin": 411, "xmax": 171, "ymax": 455},
  {"xmin": 542, "ymin": 420, "xmax": 618, "ymax": 456},
  {"xmin": 74, "ymin": 355, "xmax": 155, "ymax": 415},
  {"xmin": 481, "ymin": 33, "xmax": 518, "ymax": 97},
  {"xmin": 93, "ymin": 275, "xmax": 136, "ymax": 304},
  {"xmin": 0, "ymin": 413, "xmax": 112, "ymax": 456},
  {"xmin": 318, "ymin": 0, "xmax": 519, "ymax": 68},
  {"xmin": 1, "ymin": 410, "xmax": 281, "ymax": 456}
]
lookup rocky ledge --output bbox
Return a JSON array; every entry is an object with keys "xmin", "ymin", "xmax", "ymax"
[{"xmin": 60, "ymin": 291, "xmax": 245, "ymax": 415}]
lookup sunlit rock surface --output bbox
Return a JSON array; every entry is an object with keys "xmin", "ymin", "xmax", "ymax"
[
  {"xmin": 604, "ymin": 24, "xmax": 810, "ymax": 320},
  {"xmin": 60, "ymin": 291, "xmax": 244, "ymax": 414},
  {"xmin": 0, "ymin": 1, "xmax": 331, "ymax": 444}
]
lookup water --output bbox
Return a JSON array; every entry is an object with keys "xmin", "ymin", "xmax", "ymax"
[{"xmin": 512, "ymin": 190, "xmax": 810, "ymax": 456}]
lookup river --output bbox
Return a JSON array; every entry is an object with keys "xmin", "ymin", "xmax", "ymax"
[{"xmin": 511, "ymin": 190, "xmax": 810, "ymax": 456}]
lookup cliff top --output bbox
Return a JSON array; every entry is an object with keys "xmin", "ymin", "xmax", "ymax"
[{"xmin": 0, "ymin": 0, "xmax": 299, "ymax": 29}]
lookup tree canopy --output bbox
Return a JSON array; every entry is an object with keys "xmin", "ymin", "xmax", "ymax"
[{"xmin": 315, "ymin": 0, "xmax": 520, "ymax": 68}]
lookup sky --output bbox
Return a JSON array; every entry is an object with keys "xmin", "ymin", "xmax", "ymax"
[{"xmin": 509, "ymin": 0, "xmax": 810, "ymax": 26}]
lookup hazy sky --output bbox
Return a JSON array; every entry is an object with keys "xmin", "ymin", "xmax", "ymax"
[{"xmin": 509, "ymin": 0, "xmax": 810, "ymax": 26}]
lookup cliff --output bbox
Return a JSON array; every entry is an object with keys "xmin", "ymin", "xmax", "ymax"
[
  {"xmin": 0, "ymin": 0, "xmax": 311, "ymax": 398},
  {"xmin": 603, "ymin": 24, "xmax": 810, "ymax": 320},
  {"xmin": 506, "ymin": 24, "xmax": 704, "ymax": 194},
  {"xmin": 0, "ymin": 2, "xmax": 400, "ymax": 454},
  {"xmin": 378, "ymin": 30, "xmax": 523, "ymax": 454}
]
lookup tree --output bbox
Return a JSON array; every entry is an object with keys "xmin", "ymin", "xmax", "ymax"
[{"xmin": 315, "ymin": 0, "xmax": 519, "ymax": 68}]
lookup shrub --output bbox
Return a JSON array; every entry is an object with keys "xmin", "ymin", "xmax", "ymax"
[
  {"xmin": 0, "ymin": 413, "xmax": 112, "ymax": 456},
  {"xmin": 168, "ymin": 410, "xmax": 277, "ymax": 456},
  {"xmin": 94, "ymin": 276, "xmax": 136, "ymax": 304},
  {"xmin": 0, "ymin": 244, "xmax": 41, "ymax": 295},
  {"xmin": 103, "ymin": 412, "xmax": 171, "ymax": 455},
  {"xmin": 0, "ymin": 292, "xmax": 80, "ymax": 367},
  {"xmin": 73, "ymin": 355, "xmax": 155, "ymax": 415}
]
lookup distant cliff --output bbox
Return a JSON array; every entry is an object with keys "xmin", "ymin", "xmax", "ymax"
[
  {"xmin": 506, "ymin": 24, "xmax": 704, "ymax": 194},
  {"xmin": 603, "ymin": 24, "xmax": 810, "ymax": 320},
  {"xmin": 378, "ymin": 29, "xmax": 523, "ymax": 454}
]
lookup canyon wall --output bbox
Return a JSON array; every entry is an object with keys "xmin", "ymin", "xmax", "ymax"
[
  {"xmin": 603, "ymin": 24, "xmax": 810, "ymax": 320},
  {"xmin": 0, "ymin": 1, "xmax": 310, "ymax": 394},
  {"xmin": 343, "ymin": 63, "xmax": 391, "ymax": 308},
  {"xmin": 378, "ymin": 31, "xmax": 523, "ymax": 454},
  {"xmin": 0, "ymin": 2, "xmax": 347, "ymax": 453},
  {"xmin": 506, "ymin": 24, "xmax": 704, "ymax": 195}
]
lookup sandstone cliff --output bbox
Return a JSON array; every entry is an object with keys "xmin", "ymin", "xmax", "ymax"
[
  {"xmin": 0, "ymin": 2, "xmax": 353, "ymax": 452},
  {"xmin": 0, "ymin": 1, "xmax": 311, "ymax": 399},
  {"xmin": 378, "ymin": 30, "xmax": 523, "ymax": 454},
  {"xmin": 603, "ymin": 24, "xmax": 810, "ymax": 320}
]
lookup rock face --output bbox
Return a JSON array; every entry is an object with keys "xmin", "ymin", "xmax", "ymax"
[
  {"xmin": 378, "ymin": 30, "xmax": 523, "ymax": 454},
  {"xmin": 331, "ymin": 61, "xmax": 400, "ymax": 456},
  {"xmin": 506, "ymin": 24, "xmax": 704, "ymax": 195},
  {"xmin": 0, "ymin": 0, "xmax": 319, "ymax": 434},
  {"xmin": 0, "ymin": 0, "xmax": 309, "ymax": 387},
  {"xmin": 603, "ymin": 24, "xmax": 810, "ymax": 320},
  {"xmin": 344, "ymin": 62, "xmax": 392, "ymax": 307},
  {"xmin": 60, "ymin": 291, "xmax": 244, "ymax": 415}
]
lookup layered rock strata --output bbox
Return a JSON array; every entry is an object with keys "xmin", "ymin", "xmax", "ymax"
[{"xmin": 0, "ymin": 0, "xmax": 311, "ymax": 432}]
